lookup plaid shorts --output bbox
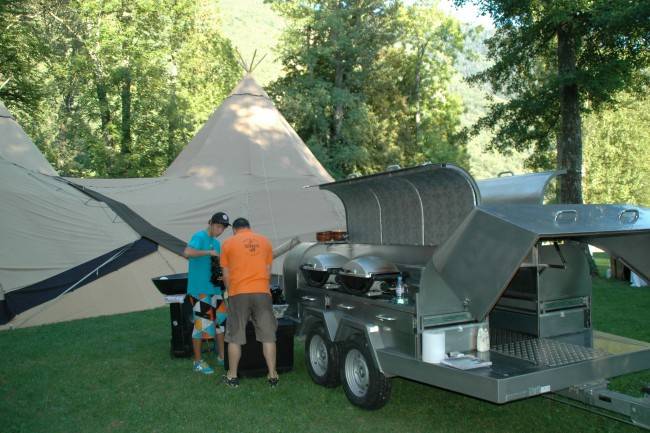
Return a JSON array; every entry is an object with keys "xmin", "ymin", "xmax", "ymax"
[{"xmin": 189, "ymin": 294, "xmax": 227, "ymax": 340}]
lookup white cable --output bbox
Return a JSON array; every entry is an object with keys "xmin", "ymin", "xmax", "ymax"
[
  {"xmin": 157, "ymin": 247, "xmax": 182, "ymax": 273},
  {"xmin": 12, "ymin": 244, "xmax": 132, "ymax": 328}
]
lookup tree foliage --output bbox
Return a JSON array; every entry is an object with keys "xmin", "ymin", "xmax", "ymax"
[
  {"xmin": 367, "ymin": 3, "xmax": 468, "ymax": 170},
  {"xmin": 1, "ymin": 0, "xmax": 241, "ymax": 177},
  {"xmin": 458, "ymin": 0, "xmax": 650, "ymax": 203},
  {"xmin": 583, "ymin": 93, "xmax": 650, "ymax": 207},
  {"xmin": 268, "ymin": 0, "xmax": 468, "ymax": 178},
  {"xmin": 0, "ymin": 0, "xmax": 50, "ymax": 116}
]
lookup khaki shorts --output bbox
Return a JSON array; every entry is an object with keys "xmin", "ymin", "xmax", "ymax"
[{"xmin": 225, "ymin": 293, "xmax": 277, "ymax": 345}]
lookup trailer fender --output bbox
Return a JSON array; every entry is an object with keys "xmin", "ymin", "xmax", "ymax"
[
  {"xmin": 300, "ymin": 309, "xmax": 342, "ymax": 342},
  {"xmin": 299, "ymin": 312, "xmax": 393, "ymax": 375},
  {"xmin": 333, "ymin": 316, "xmax": 390, "ymax": 375},
  {"xmin": 299, "ymin": 310, "xmax": 326, "ymax": 336}
]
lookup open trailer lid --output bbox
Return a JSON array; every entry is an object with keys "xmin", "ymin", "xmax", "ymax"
[
  {"xmin": 319, "ymin": 163, "xmax": 480, "ymax": 247},
  {"xmin": 431, "ymin": 203, "xmax": 650, "ymax": 321}
]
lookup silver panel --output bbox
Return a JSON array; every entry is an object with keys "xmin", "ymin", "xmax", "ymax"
[
  {"xmin": 432, "ymin": 205, "xmax": 650, "ymax": 321},
  {"xmin": 538, "ymin": 308, "xmax": 588, "ymax": 338},
  {"xmin": 491, "ymin": 307, "xmax": 589, "ymax": 339},
  {"xmin": 376, "ymin": 332, "xmax": 650, "ymax": 404},
  {"xmin": 430, "ymin": 208, "xmax": 538, "ymax": 321},
  {"xmin": 283, "ymin": 242, "xmax": 318, "ymax": 316},
  {"xmin": 586, "ymin": 232, "xmax": 650, "ymax": 285},
  {"xmin": 332, "ymin": 187, "xmax": 382, "ymax": 244},
  {"xmin": 407, "ymin": 169, "xmax": 477, "ymax": 246},
  {"xmin": 372, "ymin": 177, "xmax": 423, "ymax": 244},
  {"xmin": 323, "ymin": 290, "xmax": 417, "ymax": 357},
  {"xmin": 538, "ymin": 243, "xmax": 592, "ymax": 302},
  {"xmin": 477, "ymin": 170, "xmax": 565, "ymax": 205},
  {"xmin": 480, "ymin": 204, "xmax": 650, "ymax": 238},
  {"xmin": 490, "ymin": 309, "xmax": 538, "ymax": 335},
  {"xmin": 319, "ymin": 164, "xmax": 479, "ymax": 246},
  {"xmin": 431, "ymin": 321, "xmax": 486, "ymax": 353}
]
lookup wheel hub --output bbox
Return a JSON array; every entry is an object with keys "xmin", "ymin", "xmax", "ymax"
[
  {"xmin": 309, "ymin": 334, "xmax": 328, "ymax": 376},
  {"xmin": 345, "ymin": 348, "xmax": 369, "ymax": 397}
]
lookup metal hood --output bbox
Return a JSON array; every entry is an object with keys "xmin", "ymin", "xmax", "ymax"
[
  {"xmin": 319, "ymin": 164, "xmax": 480, "ymax": 246},
  {"xmin": 477, "ymin": 170, "xmax": 565, "ymax": 205}
]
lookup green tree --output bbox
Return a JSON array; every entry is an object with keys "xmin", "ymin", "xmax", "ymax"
[
  {"xmin": 269, "ymin": 0, "xmax": 468, "ymax": 178},
  {"xmin": 457, "ymin": 0, "xmax": 650, "ymax": 203},
  {"xmin": 366, "ymin": 2, "xmax": 468, "ymax": 170},
  {"xmin": 2, "ymin": 0, "xmax": 240, "ymax": 177},
  {"xmin": 267, "ymin": 0, "xmax": 401, "ymax": 178},
  {"xmin": 583, "ymin": 93, "xmax": 650, "ymax": 207},
  {"xmin": 0, "ymin": 0, "xmax": 49, "ymax": 118}
]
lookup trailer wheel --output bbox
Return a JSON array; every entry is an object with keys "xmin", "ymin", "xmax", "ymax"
[
  {"xmin": 340, "ymin": 335, "xmax": 391, "ymax": 410},
  {"xmin": 305, "ymin": 324, "xmax": 340, "ymax": 387}
]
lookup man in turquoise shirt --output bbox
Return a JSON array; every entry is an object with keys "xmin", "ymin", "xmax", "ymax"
[{"xmin": 184, "ymin": 212, "xmax": 230, "ymax": 374}]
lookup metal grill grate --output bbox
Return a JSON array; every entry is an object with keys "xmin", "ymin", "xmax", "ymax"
[
  {"xmin": 490, "ymin": 328, "xmax": 535, "ymax": 347},
  {"xmin": 491, "ymin": 335, "xmax": 609, "ymax": 367}
]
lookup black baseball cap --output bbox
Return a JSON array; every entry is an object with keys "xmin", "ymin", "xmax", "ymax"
[{"xmin": 210, "ymin": 212, "xmax": 230, "ymax": 227}]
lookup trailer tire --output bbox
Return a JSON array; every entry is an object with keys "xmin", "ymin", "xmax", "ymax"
[
  {"xmin": 305, "ymin": 324, "xmax": 340, "ymax": 387},
  {"xmin": 340, "ymin": 335, "xmax": 391, "ymax": 410}
]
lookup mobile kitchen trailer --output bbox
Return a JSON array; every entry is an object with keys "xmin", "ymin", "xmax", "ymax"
[{"xmin": 283, "ymin": 164, "xmax": 650, "ymax": 428}]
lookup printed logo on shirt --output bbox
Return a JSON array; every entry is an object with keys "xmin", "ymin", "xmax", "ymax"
[{"xmin": 243, "ymin": 238, "xmax": 261, "ymax": 256}]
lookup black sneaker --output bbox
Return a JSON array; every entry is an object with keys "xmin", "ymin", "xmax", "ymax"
[
  {"xmin": 222, "ymin": 374, "xmax": 239, "ymax": 388},
  {"xmin": 267, "ymin": 376, "xmax": 279, "ymax": 388}
]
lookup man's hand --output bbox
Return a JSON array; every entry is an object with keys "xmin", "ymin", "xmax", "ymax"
[{"xmin": 209, "ymin": 250, "xmax": 219, "ymax": 257}]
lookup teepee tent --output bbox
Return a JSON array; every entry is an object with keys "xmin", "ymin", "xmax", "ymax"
[
  {"xmin": 0, "ymin": 104, "xmax": 185, "ymax": 329},
  {"xmin": 1, "ymin": 75, "xmax": 344, "ymax": 328},
  {"xmin": 164, "ymin": 75, "xmax": 332, "ymax": 180},
  {"xmin": 0, "ymin": 101, "xmax": 56, "ymax": 175},
  {"xmin": 70, "ymin": 75, "xmax": 345, "ymax": 270}
]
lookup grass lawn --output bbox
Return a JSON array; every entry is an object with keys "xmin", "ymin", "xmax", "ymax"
[{"xmin": 2, "ymin": 261, "xmax": 648, "ymax": 433}]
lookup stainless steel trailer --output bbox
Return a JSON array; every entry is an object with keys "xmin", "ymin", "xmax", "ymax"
[{"xmin": 282, "ymin": 163, "xmax": 650, "ymax": 427}]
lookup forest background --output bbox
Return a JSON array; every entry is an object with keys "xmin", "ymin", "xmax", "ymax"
[{"xmin": 1, "ymin": 0, "xmax": 648, "ymax": 206}]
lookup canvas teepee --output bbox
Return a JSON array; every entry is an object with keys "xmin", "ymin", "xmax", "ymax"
[
  {"xmin": 0, "ymin": 75, "xmax": 344, "ymax": 328},
  {"xmin": 0, "ymin": 103, "xmax": 187, "ymax": 329},
  {"xmin": 71, "ymin": 75, "xmax": 345, "ymax": 265}
]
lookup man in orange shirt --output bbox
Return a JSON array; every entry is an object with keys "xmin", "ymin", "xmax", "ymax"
[{"xmin": 220, "ymin": 218, "xmax": 278, "ymax": 387}]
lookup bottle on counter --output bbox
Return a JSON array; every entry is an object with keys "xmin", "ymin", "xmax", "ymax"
[
  {"xmin": 477, "ymin": 325, "xmax": 490, "ymax": 352},
  {"xmin": 395, "ymin": 275, "xmax": 406, "ymax": 305}
]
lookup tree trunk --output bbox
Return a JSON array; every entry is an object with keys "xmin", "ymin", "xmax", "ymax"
[
  {"xmin": 331, "ymin": 0, "xmax": 347, "ymax": 149},
  {"xmin": 166, "ymin": 87, "xmax": 178, "ymax": 164},
  {"xmin": 332, "ymin": 62, "xmax": 344, "ymax": 145},
  {"xmin": 56, "ymin": 43, "xmax": 78, "ymax": 158},
  {"xmin": 120, "ymin": 69, "xmax": 132, "ymax": 154},
  {"xmin": 95, "ymin": 80, "xmax": 112, "ymax": 147},
  {"xmin": 556, "ymin": 23, "xmax": 583, "ymax": 204},
  {"xmin": 119, "ymin": 0, "xmax": 131, "ymax": 156},
  {"xmin": 413, "ymin": 44, "xmax": 427, "ymax": 150}
]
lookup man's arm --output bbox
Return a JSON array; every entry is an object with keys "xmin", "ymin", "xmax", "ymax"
[
  {"xmin": 221, "ymin": 268, "xmax": 230, "ymax": 290},
  {"xmin": 184, "ymin": 246, "xmax": 218, "ymax": 258}
]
